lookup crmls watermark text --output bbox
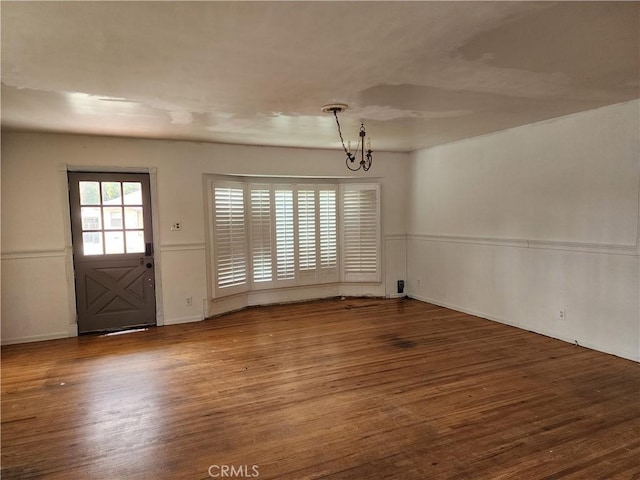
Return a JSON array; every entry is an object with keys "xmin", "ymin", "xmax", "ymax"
[{"xmin": 208, "ymin": 464, "xmax": 259, "ymax": 478}]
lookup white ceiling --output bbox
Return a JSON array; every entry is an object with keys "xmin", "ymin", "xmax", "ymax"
[{"xmin": 1, "ymin": 1, "xmax": 638, "ymax": 152}]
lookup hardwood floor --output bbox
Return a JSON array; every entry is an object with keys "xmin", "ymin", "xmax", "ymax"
[{"xmin": 2, "ymin": 298, "xmax": 639, "ymax": 479}]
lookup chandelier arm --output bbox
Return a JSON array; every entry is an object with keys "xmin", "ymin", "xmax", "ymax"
[
  {"xmin": 363, "ymin": 152, "xmax": 372, "ymax": 171},
  {"xmin": 345, "ymin": 156, "xmax": 361, "ymax": 171}
]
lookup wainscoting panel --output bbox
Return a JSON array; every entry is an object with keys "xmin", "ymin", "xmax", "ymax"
[{"xmin": 407, "ymin": 234, "xmax": 639, "ymax": 361}]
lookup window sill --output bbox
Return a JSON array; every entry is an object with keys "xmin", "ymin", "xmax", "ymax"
[{"xmin": 208, "ymin": 282, "xmax": 384, "ymax": 317}]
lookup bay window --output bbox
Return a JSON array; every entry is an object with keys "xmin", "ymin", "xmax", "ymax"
[{"xmin": 208, "ymin": 177, "xmax": 379, "ymax": 298}]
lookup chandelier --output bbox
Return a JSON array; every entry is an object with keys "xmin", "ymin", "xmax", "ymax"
[{"xmin": 321, "ymin": 103, "xmax": 372, "ymax": 172}]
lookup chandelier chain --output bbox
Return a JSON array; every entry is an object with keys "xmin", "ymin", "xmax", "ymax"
[{"xmin": 333, "ymin": 110, "xmax": 353, "ymax": 157}]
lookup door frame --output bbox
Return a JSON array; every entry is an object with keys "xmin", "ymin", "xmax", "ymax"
[{"xmin": 61, "ymin": 165, "xmax": 165, "ymax": 336}]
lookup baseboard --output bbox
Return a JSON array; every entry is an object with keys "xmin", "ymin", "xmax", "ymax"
[
  {"xmin": 408, "ymin": 293, "xmax": 520, "ymax": 328},
  {"xmin": 163, "ymin": 315, "xmax": 202, "ymax": 326},
  {"xmin": 386, "ymin": 293, "xmax": 406, "ymax": 299},
  {"xmin": 1, "ymin": 331, "xmax": 70, "ymax": 345},
  {"xmin": 68, "ymin": 323, "xmax": 78, "ymax": 338},
  {"xmin": 408, "ymin": 293, "xmax": 639, "ymax": 363},
  {"xmin": 527, "ymin": 330, "xmax": 640, "ymax": 363}
]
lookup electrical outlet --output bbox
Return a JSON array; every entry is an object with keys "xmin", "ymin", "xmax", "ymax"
[
  {"xmin": 171, "ymin": 222, "xmax": 182, "ymax": 231},
  {"xmin": 185, "ymin": 296, "xmax": 192, "ymax": 307},
  {"xmin": 558, "ymin": 309, "xmax": 566, "ymax": 321}
]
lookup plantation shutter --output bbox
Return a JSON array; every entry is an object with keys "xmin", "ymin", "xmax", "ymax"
[
  {"xmin": 342, "ymin": 183, "xmax": 380, "ymax": 282},
  {"xmin": 319, "ymin": 188, "xmax": 338, "ymax": 282},
  {"xmin": 213, "ymin": 182, "xmax": 247, "ymax": 294},
  {"xmin": 297, "ymin": 188, "xmax": 317, "ymax": 282},
  {"xmin": 249, "ymin": 185, "xmax": 273, "ymax": 286},
  {"xmin": 275, "ymin": 187, "xmax": 295, "ymax": 282}
]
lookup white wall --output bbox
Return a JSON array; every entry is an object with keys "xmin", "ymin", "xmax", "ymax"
[
  {"xmin": 1, "ymin": 133, "xmax": 409, "ymax": 343},
  {"xmin": 407, "ymin": 100, "xmax": 640, "ymax": 361}
]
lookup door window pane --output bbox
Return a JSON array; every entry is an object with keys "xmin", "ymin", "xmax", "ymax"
[
  {"xmin": 81, "ymin": 207, "xmax": 102, "ymax": 230},
  {"xmin": 124, "ymin": 207, "xmax": 143, "ymax": 229},
  {"xmin": 83, "ymin": 232, "xmax": 103, "ymax": 255},
  {"xmin": 73, "ymin": 176, "xmax": 150, "ymax": 258},
  {"xmin": 123, "ymin": 182, "xmax": 143, "ymax": 205},
  {"xmin": 125, "ymin": 230, "xmax": 145, "ymax": 253},
  {"xmin": 102, "ymin": 182, "xmax": 123, "ymax": 205},
  {"xmin": 79, "ymin": 182, "xmax": 100, "ymax": 205},
  {"xmin": 104, "ymin": 231, "xmax": 125, "ymax": 254},
  {"xmin": 103, "ymin": 207, "xmax": 123, "ymax": 229}
]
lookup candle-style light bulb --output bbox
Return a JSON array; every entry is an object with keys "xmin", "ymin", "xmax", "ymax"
[
  {"xmin": 367, "ymin": 138, "xmax": 371, "ymax": 150},
  {"xmin": 347, "ymin": 141, "xmax": 351, "ymax": 153}
]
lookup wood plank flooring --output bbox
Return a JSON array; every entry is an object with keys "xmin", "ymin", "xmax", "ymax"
[{"xmin": 2, "ymin": 298, "xmax": 639, "ymax": 479}]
